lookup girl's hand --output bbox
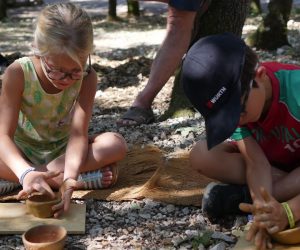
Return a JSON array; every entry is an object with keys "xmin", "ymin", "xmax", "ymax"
[
  {"xmin": 17, "ymin": 170, "xmax": 60, "ymax": 199},
  {"xmin": 52, "ymin": 178, "xmax": 79, "ymax": 218}
]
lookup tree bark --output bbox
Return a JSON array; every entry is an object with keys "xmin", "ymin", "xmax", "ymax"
[
  {"xmin": 108, "ymin": 0, "xmax": 118, "ymax": 21},
  {"xmin": 127, "ymin": 0, "xmax": 140, "ymax": 18},
  {"xmin": 162, "ymin": 0, "xmax": 250, "ymax": 120},
  {"xmin": 191, "ymin": 0, "xmax": 250, "ymax": 44},
  {"xmin": 0, "ymin": 0, "xmax": 7, "ymax": 20},
  {"xmin": 247, "ymin": 0, "xmax": 292, "ymax": 50}
]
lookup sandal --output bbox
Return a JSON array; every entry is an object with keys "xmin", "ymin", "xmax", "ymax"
[
  {"xmin": 78, "ymin": 164, "xmax": 118, "ymax": 190},
  {"xmin": 0, "ymin": 179, "xmax": 21, "ymax": 195},
  {"xmin": 116, "ymin": 106, "xmax": 155, "ymax": 127}
]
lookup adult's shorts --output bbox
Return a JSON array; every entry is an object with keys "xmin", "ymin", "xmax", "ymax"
[{"xmin": 169, "ymin": 0, "xmax": 207, "ymax": 11}]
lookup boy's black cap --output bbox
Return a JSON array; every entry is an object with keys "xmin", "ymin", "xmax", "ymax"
[{"xmin": 181, "ymin": 32, "xmax": 246, "ymax": 149}]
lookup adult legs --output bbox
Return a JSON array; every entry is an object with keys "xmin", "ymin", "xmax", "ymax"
[
  {"xmin": 133, "ymin": 6, "xmax": 196, "ymax": 108},
  {"xmin": 118, "ymin": 4, "xmax": 196, "ymax": 126}
]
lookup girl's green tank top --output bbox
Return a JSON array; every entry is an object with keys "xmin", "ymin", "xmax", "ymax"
[{"xmin": 14, "ymin": 57, "xmax": 82, "ymax": 165}]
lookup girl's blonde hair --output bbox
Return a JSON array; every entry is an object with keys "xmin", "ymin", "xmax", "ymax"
[{"xmin": 33, "ymin": 3, "xmax": 93, "ymax": 67}]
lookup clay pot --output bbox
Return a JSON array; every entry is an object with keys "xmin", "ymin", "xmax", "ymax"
[
  {"xmin": 26, "ymin": 193, "xmax": 61, "ymax": 218},
  {"xmin": 22, "ymin": 224, "xmax": 66, "ymax": 250},
  {"xmin": 271, "ymin": 227, "xmax": 300, "ymax": 245}
]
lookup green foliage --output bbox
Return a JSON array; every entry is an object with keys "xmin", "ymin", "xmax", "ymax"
[
  {"xmin": 245, "ymin": 30, "xmax": 258, "ymax": 47},
  {"xmin": 191, "ymin": 230, "xmax": 214, "ymax": 249},
  {"xmin": 248, "ymin": 1, "xmax": 261, "ymax": 17},
  {"xmin": 291, "ymin": 7, "xmax": 300, "ymax": 15},
  {"xmin": 158, "ymin": 107, "xmax": 195, "ymax": 122}
]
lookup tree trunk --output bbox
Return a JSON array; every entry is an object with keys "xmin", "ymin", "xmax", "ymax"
[
  {"xmin": 191, "ymin": 0, "xmax": 250, "ymax": 43},
  {"xmin": 108, "ymin": 0, "xmax": 118, "ymax": 21},
  {"xmin": 246, "ymin": 0, "xmax": 292, "ymax": 50},
  {"xmin": 0, "ymin": 0, "xmax": 7, "ymax": 21},
  {"xmin": 162, "ymin": 0, "xmax": 250, "ymax": 121},
  {"xmin": 127, "ymin": 0, "xmax": 140, "ymax": 18}
]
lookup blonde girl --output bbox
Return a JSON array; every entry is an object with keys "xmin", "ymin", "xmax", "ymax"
[{"xmin": 0, "ymin": 3, "xmax": 127, "ymax": 217}]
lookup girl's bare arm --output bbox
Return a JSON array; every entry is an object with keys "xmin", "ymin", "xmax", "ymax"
[
  {"xmin": 63, "ymin": 68, "xmax": 98, "ymax": 181},
  {"xmin": 0, "ymin": 62, "xmax": 31, "ymax": 178}
]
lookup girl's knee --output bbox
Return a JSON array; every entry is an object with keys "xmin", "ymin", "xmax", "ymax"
[
  {"xmin": 93, "ymin": 132, "xmax": 127, "ymax": 156},
  {"xmin": 113, "ymin": 133, "xmax": 128, "ymax": 155}
]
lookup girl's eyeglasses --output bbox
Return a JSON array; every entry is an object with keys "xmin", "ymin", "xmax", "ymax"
[{"xmin": 41, "ymin": 54, "xmax": 91, "ymax": 81}]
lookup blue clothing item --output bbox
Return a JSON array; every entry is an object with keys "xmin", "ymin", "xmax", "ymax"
[{"xmin": 169, "ymin": 0, "xmax": 204, "ymax": 11}]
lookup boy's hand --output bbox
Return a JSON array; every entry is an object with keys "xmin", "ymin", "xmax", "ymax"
[
  {"xmin": 246, "ymin": 223, "xmax": 272, "ymax": 250},
  {"xmin": 52, "ymin": 178, "xmax": 79, "ymax": 218},
  {"xmin": 253, "ymin": 188, "xmax": 288, "ymax": 233},
  {"xmin": 17, "ymin": 170, "xmax": 60, "ymax": 199},
  {"xmin": 240, "ymin": 188, "xmax": 288, "ymax": 234}
]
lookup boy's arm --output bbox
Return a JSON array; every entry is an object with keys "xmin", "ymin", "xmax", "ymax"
[
  {"xmin": 63, "ymin": 68, "xmax": 97, "ymax": 181},
  {"xmin": 236, "ymin": 136, "xmax": 272, "ymax": 200},
  {"xmin": 276, "ymin": 194, "xmax": 300, "ymax": 231},
  {"xmin": 241, "ymin": 188, "xmax": 300, "ymax": 233},
  {"xmin": 235, "ymin": 137, "xmax": 274, "ymax": 250}
]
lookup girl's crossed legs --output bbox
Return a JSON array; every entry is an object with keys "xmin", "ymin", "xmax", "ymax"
[{"xmin": 0, "ymin": 132, "xmax": 127, "ymax": 190}]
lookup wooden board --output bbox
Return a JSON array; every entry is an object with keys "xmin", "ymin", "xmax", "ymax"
[
  {"xmin": 234, "ymin": 232, "xmax": 300, "ymax": 250},
  {"xmin": 0, "ymin": 202, "xmax": 86, "ymax": 234}
]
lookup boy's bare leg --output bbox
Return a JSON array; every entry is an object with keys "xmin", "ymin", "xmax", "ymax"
[
  {"xmin": 272, "ymin": 167, "xmax": 300, "ymax": 201},
  {"xmin": 190, "ymin": 140, "xmax": 290, "ymax": 199},
  {"xmin": 190, "ymin": 140, "xmax": 248, "ymax": 184}
]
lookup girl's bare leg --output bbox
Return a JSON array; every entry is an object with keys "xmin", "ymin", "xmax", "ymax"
[
  {"xmin": 0, "ymin": 158, "xmax": 21, "ymax": 182},
  {"xmin": 0, "ymin": 132, "xmax": 127, "ymax": 189},
  {"xmin": 45, "ymin": 132, "xmax": 127, "ymax": 189}
]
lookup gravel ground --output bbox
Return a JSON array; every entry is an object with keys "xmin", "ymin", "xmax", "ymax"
[
  {"xmin": 0, "ymin": 198, "xmax": 247, "ymax": 250},
  {"xmin": 1, "ymin": 1, "xmax": 300, "ymax": 249}
]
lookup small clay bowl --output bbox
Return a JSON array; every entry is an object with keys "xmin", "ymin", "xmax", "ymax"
[
  {"xmin": 272, "ymin": 227, "xmax": 300, "ymax": 245},
  {"xmin": 22, "ymin": 224, "xmax": 66, "ymax": 250},
  {"xmin": 26, "ymin": 193, "xmax": 61, "ymax": 218}
]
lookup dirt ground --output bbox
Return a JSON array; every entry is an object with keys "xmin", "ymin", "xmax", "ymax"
[
  {"xmin": 2, "ymin": 2, "xmax": 300, "ymax": 249},
  {"xmin": 2, "ymin": 1, "xmax": 300, "ymax": 152}
]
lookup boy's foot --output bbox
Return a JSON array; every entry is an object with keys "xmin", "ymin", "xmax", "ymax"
[
  {"xmin": 202, "ymin": 182, "xmax": 252, "ymax": 220},
  {"xmin": 116, "ymin": 106, "xmax": 155, "ymax": 127},
  {"xmin": 0, "ymin": 179, "xmax": 21, "ymax": 195},
  {"xmin": 77, "ymin": 164, "xmax": 118, "ymax": 190}
]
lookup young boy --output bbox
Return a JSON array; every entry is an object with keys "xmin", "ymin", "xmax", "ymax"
[{"xmin": 180, "ymin": 32, "xmax": 300, "ymax": 248}]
